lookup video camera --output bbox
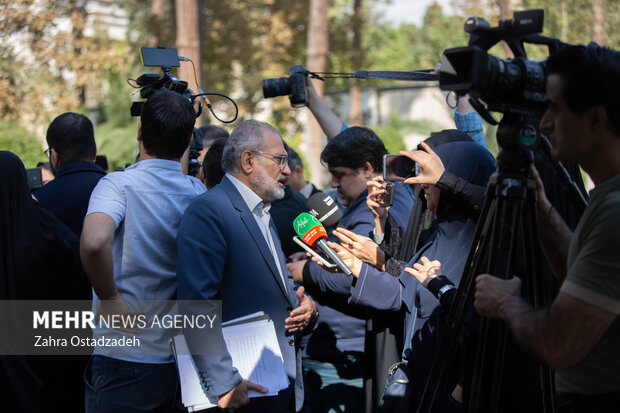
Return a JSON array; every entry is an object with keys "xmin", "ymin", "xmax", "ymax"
[
  {"xmin": 439, "ymin": 9, "xmax": 568, "ymax": 126},
  {"xmin": 129, "ymin": 46, "xmax": 202, "ymax": 176},
  {"xmin": 129, "ymin": 46, "xmax": 191, "ymax": 117},
  {"xmin": 262, "ymin": 65, "xmax": 311, "ymax": 108}
]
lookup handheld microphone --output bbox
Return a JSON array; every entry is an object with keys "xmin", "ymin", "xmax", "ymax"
[
  {"xmin": 308, "ymin": 192, "xmax": 342, "ymax": 228},
  {"xmin": 293, "ymin": 213, "xmax": 353, "ymax": 276}
]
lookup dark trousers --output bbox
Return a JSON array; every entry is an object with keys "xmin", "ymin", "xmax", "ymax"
[
  {"xmin": 301, "ymin": 355, "xmax": 365, "ymax": 413},
  {"xmin": 557, "ymin": 390, "xmax": 620, "ymax": 413},
  {"xmin": 85, "ymin": 355, "xmax": 178, "ymax": 413}
]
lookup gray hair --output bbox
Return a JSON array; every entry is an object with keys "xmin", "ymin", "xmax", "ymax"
[{"xmin": 221, "ymin": 120, "xmax": 282, "ymax": 173}]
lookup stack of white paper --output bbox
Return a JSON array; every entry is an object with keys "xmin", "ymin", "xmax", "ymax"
[{"xmin": 172, "ymin": 314, "xmax": 289, "ymax": 412}]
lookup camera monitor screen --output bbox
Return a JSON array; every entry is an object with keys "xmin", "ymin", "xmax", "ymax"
[{"xmin": 139, "ymin": 47, "xmax": 180, "ymax": 68}]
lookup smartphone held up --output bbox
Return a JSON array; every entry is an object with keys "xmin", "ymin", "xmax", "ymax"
[{"xmin": 382, "ymin": 154, "xmax": 419, "ymax": 182}]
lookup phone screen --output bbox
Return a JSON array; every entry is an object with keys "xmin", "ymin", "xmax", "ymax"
[
  {"xmin": 383, "ymin": 154, "xmax": 418, "ymax": 181},
  {"xmin": 26, "ymin": 168, "xmax": 43, "ymax": 190},
  {"xmin": 292, "ymin": 237, "xmax": 337, "ymax": 268}
]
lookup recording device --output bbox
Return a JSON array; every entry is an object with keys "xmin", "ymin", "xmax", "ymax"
[
  {"xmin": 381, "ymin": 182, "xmax": 395, "ymax": 207},
  {"xmin": 128, "ymin": 46, "xmax": 210, "ymax": 177},
  {"xmin": 383, "ymin": 154, "xmax": 418, "ymax": 181},
  {"xmin": 291, "ymin": 237, "xmax": 337, "ymax": 269},
  {"xmin": 293, "ymin": 213, "xmax": 353, "ymax": 276},
  {"xmin": 187, "ymin": 129, "xmax": 204, "ymax": 177},
  {"xmin": 95, "ymin": 155, "xmax": 109, "ymax": 172},
  {"xmin": 130, "ymin": 46, "xmax": 191, "ymax": 117},
  {"xmin": 262, "ymin": 65, "xmax": 310, "ymax": 108},
  {"xmin": 439, "ymin": 9, "xmax": 568, "ymax": 129},
  {"xmin": 140, "ymin": 47, "xmax": 181, "ymax": 68},
  {"xmin": 26, "ymin": 168, "xmax": 43, "ymax": 190},
  {"xmin": 308, "ymin": 192, "xmax": 342, "ymax": 228}
]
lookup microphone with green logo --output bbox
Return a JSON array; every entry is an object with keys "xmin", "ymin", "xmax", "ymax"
[{"xmin": 293, "ymin": 212, "xmax": 353, "ymax": 276}]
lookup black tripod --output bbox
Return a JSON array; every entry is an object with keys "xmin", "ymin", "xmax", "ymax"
[{"xmin": 417, "ymin": 113, "xmax": 558, "ymax": 413}]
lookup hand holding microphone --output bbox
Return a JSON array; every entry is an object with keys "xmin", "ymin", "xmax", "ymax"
[{"xmin": 293, "ymin": 213, "xmax": 354, "ymax": 276}]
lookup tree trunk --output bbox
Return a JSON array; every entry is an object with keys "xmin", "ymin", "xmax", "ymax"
[
  {"xmin": 150, "ymin": 0, "xmax": 165, "ymax": 46},
  {"xmin": 305, "ymin": 0, "xmax": 329, "ymax": 188},
  {"xmin": 70, "ymin": 0, "xmax": 87, "ymax": 105},
  {"xmin": 175, "ymin": 0, "xmax": 201, "ymax": 104},
  {"xmin": 593, "ymin": 0, "xmax": 606, "ymax": 45},
  {"xmin": 349, "ymin": 0, "xmax": 363, "ymax": 126}
]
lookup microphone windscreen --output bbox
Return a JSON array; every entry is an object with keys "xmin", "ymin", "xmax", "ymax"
[
  {"xmin": 308, "ymin": 192, "xmax": 342, "ymax": 228},
  {"xmin": 293, "ymin": 212, "xmax": 327, "ymax": 247}
]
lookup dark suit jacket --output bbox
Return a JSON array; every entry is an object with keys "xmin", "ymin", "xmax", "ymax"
[
  {"xmin": 33, "ymin": 161, "xmax": 106, "ymax": 236},
  {"xmin": 177, "ymin": 176, "xmax": 303, "ymax": 412}
]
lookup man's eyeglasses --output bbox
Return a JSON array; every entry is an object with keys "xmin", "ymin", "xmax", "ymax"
[
  {"xmin": 44, "ymin": 147, "xmax": 51, "ymax": 159},
  {"xmin": 251, "ymin": 150, "xmax": 288, "ymax": 168}
]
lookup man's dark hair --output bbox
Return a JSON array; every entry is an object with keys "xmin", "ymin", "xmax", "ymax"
[
  {"xmin": 203, "ymin": 138, "xmax": 227, "ymax": 189},
  {"xmin": 198, "ymin": 125, "xmax": 229, "ymax": 148},
  {"xmin": 46, "ymin": 112, "xmax": 96, "ymax": 164},
  {"xmin": 140, "ymin": 90, "xmax": 196, "ymax": 159},
  {"xmin": 321, "ymin": 126, "xmax": 387, "ymax": 171},
  {"xmin": 547, "ymin": 43, "xmax": 620, "ymax": 135},
  {"xmin": 286, "ymin": 143, "xmax": 303, "ymax": 170}
]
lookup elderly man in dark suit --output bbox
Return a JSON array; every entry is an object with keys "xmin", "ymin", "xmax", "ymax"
[{"xmin": 177, "ymin": 119, "xmax": 317, "ymax": 412}]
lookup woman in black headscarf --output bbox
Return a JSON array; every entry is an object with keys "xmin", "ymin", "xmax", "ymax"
[{"xmin": 0, "ymin": 151, "xmax": 88, "ymax": 412}]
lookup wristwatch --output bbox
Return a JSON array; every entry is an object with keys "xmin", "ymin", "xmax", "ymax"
[{"xmin": 438, "ymin": 284, "xmax": 456, "ymax": 299}]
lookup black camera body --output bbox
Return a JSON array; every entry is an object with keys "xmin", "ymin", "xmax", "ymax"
[
  {"xmin": 262, "ymin": 65, "xmax": 309, "ymax": 108},
  {"xmin": 129, "ymin": 46, "xmax": 203, "ymax": 177},
  {"xmin": 187, "ymin": 129, "xmax": 204, "ymax": 178},
  {"xmin": 130, "ymin": 47, "xmax": 191, "ymax": 117},
  {"xmin": 439, "ymin": 10, "xmax": 567, "ymax": 120}
]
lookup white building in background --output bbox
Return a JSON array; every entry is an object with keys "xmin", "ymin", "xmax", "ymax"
[{"xmin": 84, "ymin": 0, "xmax": 129, "ymax": 41}]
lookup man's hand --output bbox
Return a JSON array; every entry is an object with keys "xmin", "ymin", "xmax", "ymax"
[
  {"xmin": 333, "ymin": 227, "xmax": 385, "ymax": 270},
  {"xmin": 285, "ymin": 287, "xmax": 317, "ymax": 333},
  {"xmin": 530, "ymin": 165, "xmax": 552, "ymax": 215},
  {"xmin": 474, "ymin": 274, "xmax": 522, "ymax": 319},
  {"xmin": 217, "ymin": 379, "xmax": 268, "ymax": 410},
  {"xmin": 401, "ymin": 142, "xmax": 445, "ymax": 186},
  {"xmin": 286, "ymin": 259, "xmax": 307, "ymax": 284},
  {"xmin": 404, "ymin": 256, "xmax": 443, "ymax": 289},
  {"xmin": 366, "ymin": 177, "xmax": 390, "ymax": 222}
]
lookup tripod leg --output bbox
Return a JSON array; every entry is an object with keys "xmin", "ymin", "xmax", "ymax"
[
  {"xmin": 522, "ymin": 182, "xmax": 556, "ymax": 413},
  {"xmin": 417, "ymin": 180, "xmax": 498, "ymax": 413}
]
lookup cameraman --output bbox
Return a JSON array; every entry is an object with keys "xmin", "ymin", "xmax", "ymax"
[
  {"xmin": 475, "ymin": 44, "xmax": 620, "ymax": 411},
  {"xmin": 80, "ymin": 90, "xmax": 206, "ymax": 412}
]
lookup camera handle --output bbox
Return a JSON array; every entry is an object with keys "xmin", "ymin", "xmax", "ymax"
[{"xmin": 307, "ymin": 70, "xmax": 438, "ymax": 82}]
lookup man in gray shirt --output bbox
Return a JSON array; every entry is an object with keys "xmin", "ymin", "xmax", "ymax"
[{"xmin": 80, "ymin": 90, "xmax": 205, "ymax": 412}]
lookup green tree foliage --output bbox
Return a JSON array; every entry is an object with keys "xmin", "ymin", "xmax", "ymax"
[
  {"xmin": 94, "ymin": 120, "xmax": 140, "ymax": 171},
  {"xmin": 0, "ymin": 119, "xmax": 46, "ymax": 168},
  {"xmin": 0, "ymin": 1, "xmax": 132, "ymax": 132}
]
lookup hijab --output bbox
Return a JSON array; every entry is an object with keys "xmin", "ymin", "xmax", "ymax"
[
  {"xmin": 1, "ymin": 151, "xmax": 90, "ymax": 412},
  {"xmin": 0, "ymin": 150, "xmax": 87, "ymax": 300},
  {"xmin": 398, "ymin": 130, "xmax": 475, "ymax": 263},
  {"xmin": 399, "ymin": 142, "xmax": 496, "ymax": 329}
]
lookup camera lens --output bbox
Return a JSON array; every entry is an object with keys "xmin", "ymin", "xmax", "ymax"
[{"xmin": 262, "ymin": 77, "xmax": 292, "ymax": 99}]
